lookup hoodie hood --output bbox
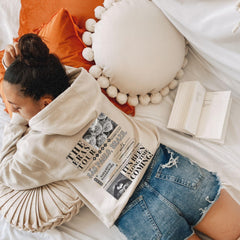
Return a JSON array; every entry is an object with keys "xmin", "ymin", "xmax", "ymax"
[{"xmin": 29, "ymin": 68, "xmax": 102, "ymax": 136}]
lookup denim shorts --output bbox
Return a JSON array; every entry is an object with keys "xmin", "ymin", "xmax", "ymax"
[{"xmin": 115, "ymin": 144, "xmax": 221, "ymax": 240}]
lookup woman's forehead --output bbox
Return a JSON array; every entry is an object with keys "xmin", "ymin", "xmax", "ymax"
[{"xmin": 2, "ymin": 81, "xmax": 23, "ymax": 103}]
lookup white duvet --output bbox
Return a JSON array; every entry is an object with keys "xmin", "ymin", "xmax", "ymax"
[{"xmin": 0, "ymin": 0, "xmax": 240, "ymax": 239}]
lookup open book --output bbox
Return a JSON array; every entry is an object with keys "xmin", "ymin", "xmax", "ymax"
[{"xmin": 167, "ymin": 81, "xmax": 232, "ymax": 144}]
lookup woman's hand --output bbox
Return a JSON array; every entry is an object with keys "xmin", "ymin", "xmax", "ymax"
[{"xmin": 3, "ymin": 42, "xmax": 19, "ymax": 68}]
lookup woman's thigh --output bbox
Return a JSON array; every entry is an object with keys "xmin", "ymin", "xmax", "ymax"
[{"xmin": 195, "ymin": 188, "xmax": 240, "ymax": 240}]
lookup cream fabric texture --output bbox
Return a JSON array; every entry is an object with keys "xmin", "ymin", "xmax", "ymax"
[{"xmin": 0, "ymin": 181, "xmax": 83, "ymax": 232}]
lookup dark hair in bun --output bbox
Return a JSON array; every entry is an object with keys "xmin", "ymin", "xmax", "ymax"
[
  {"xmin": 4, "ymin": 33, "xmax": 70, "ymax": 100},
  {"xmin": 18, "ymin": 33, "xmax": 50, "ymax": 67}
]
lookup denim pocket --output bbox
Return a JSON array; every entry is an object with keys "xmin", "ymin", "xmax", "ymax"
[
  {"xmin": 155, "ymin": 147, "xmax": 203, "ymax": 190},
  {"xmin": 116, "ymin": 195, "xmax": 162, "ymax": 240}
]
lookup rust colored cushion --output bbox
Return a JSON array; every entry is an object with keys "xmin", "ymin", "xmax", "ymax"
[
  {"xmin": 18, "ymin": 0, "xmax": 134, "ymax": 114},
  {"xmin": 34, "ymin": 7, "xmax": 134, "ymax": 115},
  {"xmin": 1, "ymin": 2, "xmax": 135, "ymax": 116},
  {"xmin": 19, "ymin": 0, "xmax": 103, "ymax": 36},
  {"xmin": 34, "ymin": 8, "xmax": 93, "ymax": 70}
]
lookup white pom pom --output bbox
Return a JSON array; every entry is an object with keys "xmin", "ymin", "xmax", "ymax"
[
  {"xmin": 89, "ymin": 65, "xmax": 102, "ymax": 78},
  {"xmin": 102, "ymin": 69, "xmax": 112, "ymax": 78},
  {"xmin": 106, "ymin": 85, "xmax": 118, "ymax": 98},
  {"xmin": 103, "ymin": 0, "xmax": 115, "ymax": 8},
  {"xmin": 85, "ymin": 19, "xmax": 96, "ymax": 32},
  {"xmin": 150, "ymin": 92, "xmax": 162, "ymax": 104},
  {"xmin": 97, "ymin": 76, "xmax": 110, "ymax": 89},
  {"xmin": 168, "ymin": 80, "xmax": 178, "ymax": 90},
  {"xmin": 94, "ymin": 6, "xmax": 106, "ymax": 19},
  {"xmin": 128, "ymin": 96, "xmax": 139, "ymax": 106},
  {"xmin": 175, "ymin": 69, "xmax": 184, "ymax": 80},
  {"xmin": 82, "ymin": 47, "xmax": 94, "ymax": 62},
  {"xmin": 116, "ymin": 92, "xmax": 128, "ymax": 105},
  {"xmin": 160, "ymin": 87, "xmax": 169, "ymax": 97},
  {"xmin": 82, "ymin": 31, "xmax": 92, "ymax": 46},
  {"xmin": 139, "ymin": 94, "xmax": 150, "ymax": 105},
  {"xmin": 182, "ymin": 58, "xmax": 188, "ymax": 68}
]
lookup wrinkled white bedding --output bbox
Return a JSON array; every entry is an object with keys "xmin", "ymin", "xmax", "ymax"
[
  {"xmin": 150, "ymin": 0, "xmax": 240, "ymax": 203},
  {"xmin": 0, "ymin": 0, "xmax": 240, "ymax": 239}
]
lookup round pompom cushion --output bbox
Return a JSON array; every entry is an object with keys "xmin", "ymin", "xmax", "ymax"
[{"xmin": 91, "ymin": 0, "xmax": 186, "ymax": 97}]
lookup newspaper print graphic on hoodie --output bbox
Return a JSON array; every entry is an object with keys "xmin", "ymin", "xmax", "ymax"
[{"xmin": 66, "ymin": 112, "xmax": 154, "ymax": 201}]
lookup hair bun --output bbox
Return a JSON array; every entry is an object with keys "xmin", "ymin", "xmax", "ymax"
[{"xmin": 18, "ymin": 33, "xmax": 50, "ymax": 67}]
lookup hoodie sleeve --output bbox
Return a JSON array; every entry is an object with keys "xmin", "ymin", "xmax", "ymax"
[
  {"xmin": 0, "ymin": 115, "xmax": 85, "ymax": 231},
  {"xmin": 0, "ymin": 113, "xmax": 28, "ymax": 189},
  {"xmin": 0, "ymin": 113, "xmax": 28, "ymax": 161},
  {"xmin": 0, "ymin": 113, "xmax": 55, "ymax": 190}
]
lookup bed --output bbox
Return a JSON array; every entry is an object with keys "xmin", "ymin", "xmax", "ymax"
[{"xmin": 0, "ymin": 0, "xmax": 240, "ymax": 239}]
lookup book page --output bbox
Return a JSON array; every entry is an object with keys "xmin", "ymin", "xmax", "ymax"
[
  {"xmin": 167, "ymin": 81, "xmax": 205, "ymax": 135},
  {"xmin": 196, "ymin": 91, "xmax": 232, "ymax": 143},
  {"xmin": 183, "ymin": 82, "xmax": 206, "ymax": 134}
]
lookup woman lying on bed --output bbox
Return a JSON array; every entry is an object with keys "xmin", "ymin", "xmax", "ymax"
[{"xmin": 1, "ymin": 33, "xmax": 240, "ymax": 240}]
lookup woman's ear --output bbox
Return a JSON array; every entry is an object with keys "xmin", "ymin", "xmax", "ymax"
[{"xmin": 40, "ymin": 95, "xmax": 53, "ymax": 109}]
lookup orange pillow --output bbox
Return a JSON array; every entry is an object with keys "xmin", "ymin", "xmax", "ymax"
[
  {"xmin": 19, "ymin": 0, "xmax": 103, "ymax": 37},
  {"xmin": 18, "ymin": 0, "xmax": 135, "ymax": 116},
  {"xmin": 0, "ymin": 8, "xmax": 93, "ymax": 116},
  {"xmin": 34, "ymin": 8, "xmax": 134, "ymax": 115},
  {"xmin": 34, "ymin": 8, "xmax": 93, "ymax": 70},
  {"xmin": 1, "ymin": 2, "xmax": 135, "ymax": 116}
]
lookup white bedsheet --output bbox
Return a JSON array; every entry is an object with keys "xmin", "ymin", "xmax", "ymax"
[
  {"xmin": 0, "ymin": 1, "xmax": 240, "ymax": 240},
  {"xmin": 150, "ymin": 0, "xmax": 240, "ymax": 203}
]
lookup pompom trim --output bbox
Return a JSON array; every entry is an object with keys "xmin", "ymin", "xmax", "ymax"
[{"xmin": 82, "ymin": 0, "xmax": 189, "ymax": 106}]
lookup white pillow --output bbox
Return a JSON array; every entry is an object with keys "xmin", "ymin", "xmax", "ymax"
[{"xmin": 82, "ymin": 0, "xmax": 187, "ymax": 106}]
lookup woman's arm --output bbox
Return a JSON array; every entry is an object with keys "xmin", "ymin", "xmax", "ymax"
[
  {"xmin": 0, "ymin": 117, "xmax": 84, "ymax": 232},
  {"xmin": 0, "ymin": 113, "xmax": 28, "ymax": 160},
  {"xmin": 0, "ymin": 113, "xmax": 55, "ymax": 190}
]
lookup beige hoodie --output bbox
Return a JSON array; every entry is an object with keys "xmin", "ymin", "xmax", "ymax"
[{"xmin": 0, "ymin": 67, "xmax": 160, "ymax": 227}]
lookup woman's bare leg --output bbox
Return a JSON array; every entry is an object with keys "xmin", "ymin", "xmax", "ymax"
[
  {"xmin": 194, "ymin": 189, "xmax": 240, "ymax": 240},
  {"xmin": 188, "ymin": 234, "xmax": 201, "ymax": 240}
]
